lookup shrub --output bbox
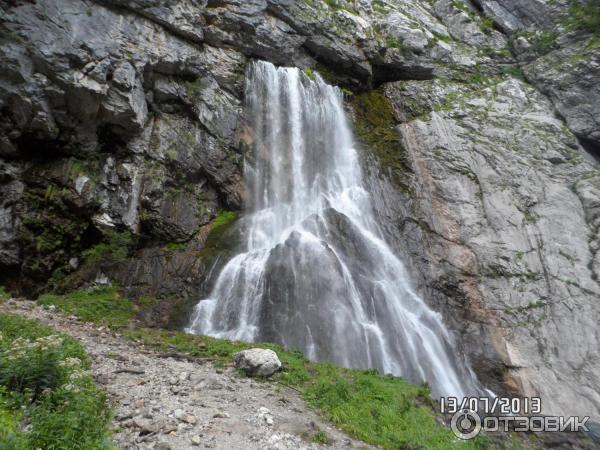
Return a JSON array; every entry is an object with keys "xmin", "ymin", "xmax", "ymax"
[{"xmin": 0, "ymin": 313, "xmax": 112, "ymax": 449}]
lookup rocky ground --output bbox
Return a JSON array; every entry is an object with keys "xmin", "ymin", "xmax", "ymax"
[{"xmin": 0, "ymin": 299, "xmax": 372, "ymax": 450}]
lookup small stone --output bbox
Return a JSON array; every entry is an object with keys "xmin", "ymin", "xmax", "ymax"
[
  {"xmin": 183, "ymin": 414, "xmax": 197, "ymax": 424},
  {"xmin": 179, "ymin": 371, "xmax": 189, "ymax": 381},
  {"xmin": 116, "ymin": 411, "xmax": 133, "ymax": 422},
  {"xmin": 133, "ymin": 417, "xmax": 156, "ymax": 433},
  {"xmin": 212, "ymin": 412, "xmax": 230, "ymax": 419},
  {"xmin": 191, "ymin": 435, "xmax": 202, "ymax": 446},
  {"xmin": 173, "ymin": 409, "xmax": 185, "ymax": 420},
  {"xmin": 153, "ymin": 443, "xmax": 171, "ymax": 450}
]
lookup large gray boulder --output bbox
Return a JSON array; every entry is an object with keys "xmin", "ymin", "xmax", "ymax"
[{"xmin": 232, "ymin": 349, "xmax": 282, "ymax": 377}]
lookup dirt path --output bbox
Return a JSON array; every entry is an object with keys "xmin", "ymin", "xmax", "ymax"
[{"xmin": 0, "ymin": 300, "xmax": 372, "ymax": 450}]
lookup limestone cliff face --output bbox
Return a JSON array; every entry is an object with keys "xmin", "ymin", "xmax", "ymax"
[{"xmin": 0, "ymin": 0, "xmax": 598, "ymax": 418}]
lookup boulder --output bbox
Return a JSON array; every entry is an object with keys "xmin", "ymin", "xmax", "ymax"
[{"xmin": 232, "ymin": 348, "xmax": 281, "ymax": 377}]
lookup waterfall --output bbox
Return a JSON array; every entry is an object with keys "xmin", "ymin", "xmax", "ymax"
[{"xmin": 187, "ymin": 60, "xmax": 479, "ymax": 398}]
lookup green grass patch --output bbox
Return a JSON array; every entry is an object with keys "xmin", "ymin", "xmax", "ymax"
[
  {"xmin": 0, "ymin": 313, "xmax": 112, "ymax": 449},
  {"xmin": 311, "ymin": 430, "xmax": 330, "ymax": 444},
  {"xmin": 38, "ymin": 286, "xmax": 134, "ymax": 327}
]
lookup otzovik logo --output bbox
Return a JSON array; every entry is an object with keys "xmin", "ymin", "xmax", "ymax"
[
  {"xmin": 451, "ymin": 409, "xmax": 482, "ymax": 440},
  {"xmin": 449, "ymin": 409, "xmax": 590, "ymax": 440}
]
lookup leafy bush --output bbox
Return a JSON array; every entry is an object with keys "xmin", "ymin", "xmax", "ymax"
[{"xmin": 0, "ymin": 313, "xmax": 112, "ymax": 449}]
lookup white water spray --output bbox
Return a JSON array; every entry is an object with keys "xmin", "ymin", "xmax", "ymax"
[{"xmin": 187, "ymin": 61, "xmax": 479, "ymax": 398}]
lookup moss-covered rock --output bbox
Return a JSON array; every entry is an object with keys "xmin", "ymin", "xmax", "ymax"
[{"xmin": 350, "ymin": 89, "xmax": 413, "ymax": 193}]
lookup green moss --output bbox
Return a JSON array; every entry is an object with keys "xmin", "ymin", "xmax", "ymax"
[
  {"xmin": 211, "ymin": 209, "xmax": 238, "ymax": 231},
  {"xmin": 163, "ymin": 242, "xmax": 188, "ymax": 253},
  {"xmin": 351, "ymin": 90, "xmax": 413, "ymax": 191},
  {"xmin": 304, "ymin": 67, "xmax": 315, "ymax": 79},
  {"xmin": 196, "ymin": 210, "xmax": 240, "ymax": 262}
]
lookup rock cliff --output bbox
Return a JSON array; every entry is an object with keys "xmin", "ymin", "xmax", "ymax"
[{"xmin": 1, "ymin": 0, "xmax": 598, "ymax": 419}]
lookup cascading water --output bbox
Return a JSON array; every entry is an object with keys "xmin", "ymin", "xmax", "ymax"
[{"xmin": 187, "ymin": 60, "xmax": 479, "ymax": 398}]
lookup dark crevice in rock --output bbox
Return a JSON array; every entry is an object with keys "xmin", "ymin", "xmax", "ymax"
[
  {"xmin": 372, "ymin": 63, "xmax": 435, "ymax": 86},
  {"xmin": 579, "ymin": 136, "xmax": 600, "ymax": 163},
  {"xmin": 12, "ymin": 135, "xmax": 67, "ymax": 160}
]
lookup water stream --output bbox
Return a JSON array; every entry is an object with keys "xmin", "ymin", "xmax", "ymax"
[{"xmin": 187, "ymin": 60, "xmax": 479, "ymax": 398}]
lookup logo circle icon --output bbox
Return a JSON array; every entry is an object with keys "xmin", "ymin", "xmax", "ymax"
[{"xmin": 450, "ymin": 409, "xmax": 482, "ymax": 440}]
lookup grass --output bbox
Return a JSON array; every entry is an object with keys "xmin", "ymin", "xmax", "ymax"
[
  {"xmin": 33, "ymin": 286, "xmax": 498, "ymax": 449},
  {"xmin": 38, "ymin": 286, "xmax": 134, "ymax": 327},
  {"xmin": 0, "ymin": 313, "xmax": 112, "ymax": 449},
  {"xmin": 312, "ymin": 430, "xmax": 330, "ymax": 444}
]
